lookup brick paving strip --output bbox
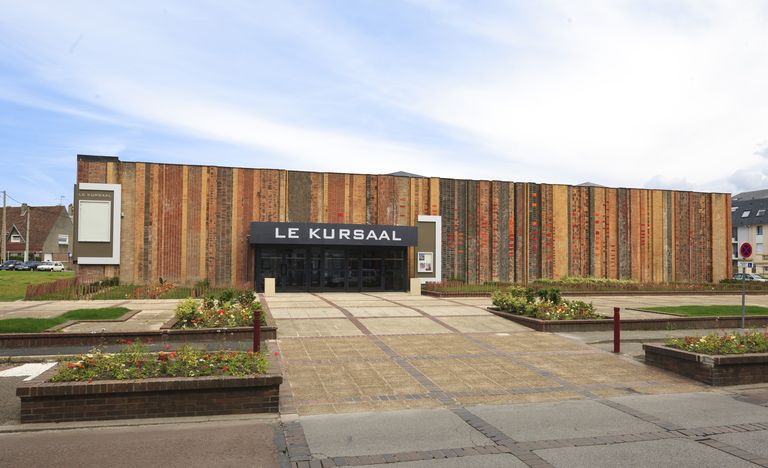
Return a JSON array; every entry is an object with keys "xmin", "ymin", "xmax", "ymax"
[{"xmin": 272, "ymin": 295, "xmax": 768, "ymax": 467}]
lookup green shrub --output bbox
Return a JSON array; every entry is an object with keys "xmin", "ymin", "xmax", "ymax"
[
  {"xmin": 492, "ymin": 287, "xmax": 598, "ymax": 320},
  {"xmin": 174, "ymin": 291, "xmax": 265, "ymax": 329}
]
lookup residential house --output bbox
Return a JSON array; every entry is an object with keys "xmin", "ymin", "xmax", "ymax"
[
  {"xmin": 731, "ymin": 189, "xmax": 768, "ymax": 275},
  {"xmin": 2, "ymin": 205, "xmax": 73, "ymax": 266}
]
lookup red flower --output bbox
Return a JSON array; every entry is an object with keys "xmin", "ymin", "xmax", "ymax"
[
  {"xmin": 126, "ymin": 340, "xmax": 134, "ymax": 345},
  {"xmin": 274, "ymin": 352, "xmax": 279, "ymax": 356},
  {"xmin": 66, "ymin": 363, "xmax": 74, "ymax": 369}
]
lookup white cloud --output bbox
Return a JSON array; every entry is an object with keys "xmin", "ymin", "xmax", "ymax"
[{"xmin": 2, "ymin": 0, "xmax": 768, "ymax": 195}]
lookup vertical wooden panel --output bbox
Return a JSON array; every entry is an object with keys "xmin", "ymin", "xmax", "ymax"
[
  {"xmin": 552, "ymin": 185, "xmax": 569, "ymax": 279},
  {"xmin": 230, "ymin": 168, "xmax": 239, "ymax": 286},
  {"xmin": 119, "ymin": 163, "xmax": 135, "ymax": 285},
  {"xmin": 199, "ymin": 167, "xmax": 208, "ymax": 281},
  {"xmin": 287, "ymin": 172, "xmax": 311, "ymax": 222},
  {"xmin": 605, "ymin": 188, "xmax": 618, "ymax": 279},
  {"xmin": 352, "ymin": 175, "xmax": 367, "ymax": 224},
  {"xmin": 539, "ymin": 184, "xmax": 554, "ymax": 279},
  {"xmin": 651, "ymin": 190, "xmax": 664, "ymax": 283}
]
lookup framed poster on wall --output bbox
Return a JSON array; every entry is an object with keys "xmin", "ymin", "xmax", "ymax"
[{"xmin": 417, "ymin": 252, "xmax": 434, "ymax": 273}]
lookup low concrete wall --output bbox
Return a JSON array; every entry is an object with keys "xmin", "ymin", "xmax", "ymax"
[
  {"xmin": 488, "ymin": 308, "xmax": 768, "ymax": 332},
  {"xmin": 17, "ymin": 354, "xmax": 282, "ymax": 423},
  {"xmin": 643, "ymin": 344, "xmax": 768, "ymax": 386}
]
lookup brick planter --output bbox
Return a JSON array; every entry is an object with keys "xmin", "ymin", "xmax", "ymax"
[
  {"xmin": 643, "ymin": 344, "xmax": 768, "ymax": 386},
  {"xmin": 16, "ymin": 353, "xmax": 282, "ymax": 423},
  {"xmin": 488, "ymin": 308, "xmax": 768, "ymax": 332}
]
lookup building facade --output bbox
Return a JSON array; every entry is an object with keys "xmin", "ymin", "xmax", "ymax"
[
  {"xmin": 73, "ymin": 155, "xmax": 732, "ymax": 290},
  {"xmin": 731, "ymin": 189, "xmax": 768, "ymax": 276},
  {"xmin": 3, "ymin": 205, "xmax": 73, "ymax": 265}
]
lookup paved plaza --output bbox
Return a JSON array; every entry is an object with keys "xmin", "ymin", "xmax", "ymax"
[{"xmin": 2, "ymin": 292, "xmax": 768, "ymax": 466}]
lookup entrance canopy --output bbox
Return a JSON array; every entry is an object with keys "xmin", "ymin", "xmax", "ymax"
[
  {"xmin": 249, "ymin": 222, "xmax": 417, "ymax": 247},
  {"xmin": 250, "ymin": 222, "xmax": 418, "ymax": 292}
]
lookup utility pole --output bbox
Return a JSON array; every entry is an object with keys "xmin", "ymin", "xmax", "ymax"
[
  {"xmin": 1, "ymin": 191, "xmax": 6, "ymax": 262},
  {"xmin": 22, "ymin": 203, "xmax": 30, "ymax": 262}
]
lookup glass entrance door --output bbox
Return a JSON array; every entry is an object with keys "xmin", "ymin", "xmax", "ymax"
[{"xmin": 255, "ymin": 245, "xmax": 406, "ymax": 292}]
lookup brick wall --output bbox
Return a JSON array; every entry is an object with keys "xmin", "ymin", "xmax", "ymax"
[
  {"xmin": 76, "ymin": 155, "xmax": 734, "ymax": 287},
  {"xmin": 17, "ymin": 366, "xmax": 282, "ymax": 423},
  {"xmin": 644, "ymin": 344, "xmax": 768, "ymax": 386}
]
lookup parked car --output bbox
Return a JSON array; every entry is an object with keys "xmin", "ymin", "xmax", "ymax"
[
  {"xmin": 14, "ymin": 261, "xmax": 41, "ymax": 271},
  {"xmin": 0, "ymin": 260, "xmax": 23, "ymax": 270},
  {"xmin": 36, "ymin": 261, "xmax": 64, "ymax": 272},
  {"xmin": 732, "ymin": 273, "xmax": 768, "ymax": 282}
]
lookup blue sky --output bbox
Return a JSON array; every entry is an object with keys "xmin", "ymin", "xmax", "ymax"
[{"xmin": 1, "ymin": 1, "xmax": 767, "ymax": 206}]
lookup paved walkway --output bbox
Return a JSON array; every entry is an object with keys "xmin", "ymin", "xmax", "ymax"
[
  {"xmin": 3, "ymin": 292, "xmax": 768, "ymax": 466},
  {"xmin": 265, "ymin": 293, "xmax": 768, "ymax": 467},
  {"xmin": 268, "ymin": 293, "xmax": 703, "ymax": 417},
  {"xmin": 1, "ymin": 292, "xmax": 766, "ymax": 332}
]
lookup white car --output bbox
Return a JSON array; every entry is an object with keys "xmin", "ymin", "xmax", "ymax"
[{"xmin": 37, "ymin": 261, "xmax": 64, "ymax": 272}]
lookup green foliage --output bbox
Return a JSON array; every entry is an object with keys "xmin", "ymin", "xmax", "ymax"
[
  {"xmin": 492, "ymin": 287, "xmax": 599, "ymax": 320},
  {"xmin": 665, "ymin": 329, "xmax": 768, "ymax": 355},
  {"xmin": 174, "ymin": 291, "xmax": 265, "ymax": 328},
  {"xmin": 51, "ymin": 340, "xmax": 268, "ymax": 382},
  {"xmin": 0, "ymin": 307, "xmax": 130, "ymax": 333}
]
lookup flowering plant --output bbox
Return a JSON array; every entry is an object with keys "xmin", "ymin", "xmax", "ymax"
[
  {"xmin": 174, "ymin": 290, "xmax": 265, "ymax": 328},
  {"xmin": 665, "ymin": 329, "xmax": 768, "ymax": 355},
  {"xmin": 491, "ymin": 289, "xmax": 599, "ymax": 320},
  {"xmin": 51, "ymin": 340, "xmax": 268, "ymax": 382}
]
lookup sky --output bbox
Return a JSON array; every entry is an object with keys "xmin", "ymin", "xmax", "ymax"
[{"xmin": 1, "ymin": 0, "xmax": 768, "ymax": 207}]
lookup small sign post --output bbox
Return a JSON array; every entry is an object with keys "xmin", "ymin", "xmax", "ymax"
[{"xmin": 739, "ymin": 242, "xmax": 753, "ymax": 330}]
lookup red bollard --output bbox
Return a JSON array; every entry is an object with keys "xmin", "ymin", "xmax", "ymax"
[
  {"xmin": 253, "ymin": 306, "xmax": 261, "ymax": 353},
  {"xmin": 613, "ymin": 307, "xmax": 620, "ymax": 353}
]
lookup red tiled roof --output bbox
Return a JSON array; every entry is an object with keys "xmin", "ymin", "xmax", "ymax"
[{"xmin": 3, "ymin": 206, "xmax": 70, "ymax": 252}]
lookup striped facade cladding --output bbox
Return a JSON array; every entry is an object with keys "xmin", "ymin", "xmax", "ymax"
[{"xmin": 76, "ymin": 158, "xmax": 732, "ymax": 287}]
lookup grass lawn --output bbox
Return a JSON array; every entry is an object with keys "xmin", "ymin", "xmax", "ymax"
[
  {"xmin": 89, "ymin": 284, "xmax": 142, "ymax": 300},
  {"xmin": 650, "ymin": 305, "xmax": 768, "ymax": 317},
  {"xmin": 0, "ymin": 271, "xmax": 75, "ymax": 301},
  {"xmin": 0, "ymin": 307, "xmax": 130, "ymax": 333}
]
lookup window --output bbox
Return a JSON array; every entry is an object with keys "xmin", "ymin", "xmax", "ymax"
[
  {"xmin": 742, "ymin": 211, "xmax": 751, "ymax": 218},
  {"xmin": 758, "ymin": 226, "xmax": 764, "ymax": 236},
  {"xmin": 57, "ymin": 234, "xmax": 69, "ymax": 245},
  {"xmin": 758, "ymin": 209, "xmax": 766, "ymax": 217},
  {"xmin": 758, "ymin": 243, "xmax": 765, "ymax": 254},
  {"xmin": 10, "ymin": 234, "xmax": 21, "ymax": 243},
  {"xmin": 78, "ymin": 200, "xmax": 112, "ymax": 242},
  {"xmin": 732, "ymin": 206, "xmax": 739, "ymax": 212}
]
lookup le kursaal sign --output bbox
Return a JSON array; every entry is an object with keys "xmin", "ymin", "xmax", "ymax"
[{"xmin": 249, "ymin": 222, "xmax": 418, "ymax": 247}]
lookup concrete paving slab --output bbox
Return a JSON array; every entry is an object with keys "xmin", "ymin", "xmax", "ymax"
[
  {"xmin": 346, "ymin": 307, "xmax": 422, "ymax": 318},
  {"xmin": 712, "ymin": 430, "xmax": 768, "ymax": 458},
  {"xmin": 437, "ymin": 316, "xmax": 530, "ymax": 333},
  {"xmin": 416, "ymin": 306, "xmax": 489, "ymax": 316},
  {"xmin": 268, "ymin": 307, "xmax": 345, "ymax": 319},
  {"xmin": 365, "ymin": 454, "xmax": 526, "ymax": 467},
  {"xmin": 380, "ymin": 335, "xmax": 488, "ymax": 357},
  {"xmin": 359, "ymin": 317, "xmax": 452, "ymax": 335},
  {"xmin": 329, "ymin": 300, "xmax": 395, "ymax": 308},
  {"xmin": 263, "ymin": 301, "xmax": 332, "ymax": 308},
  {"xmin": 276, "ymin": 319, "xmax": 363, "ymax": 337},
  {"xmin": 0, "ymin": 418, "xmax": 280, "ymax": 468},
  {"xmin": 445, "ymin": 299, "xmax": 493, "ymax": 306},
  {"xmin": 301, "ymin": 408, "xmax": 492, "ymax": 457},
  {"xmin": 610, "ymin": 392, "xmax": 768, "ymax": 427},
  {"xmin": 469, "ymin": 400, "xmax": 659, "ymax": 441},
  {"xmin": 535, "ymin": 438, "xmax": 754, "ymax": 468}
]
